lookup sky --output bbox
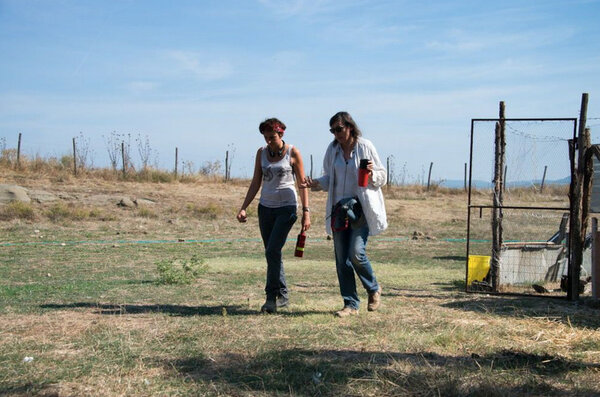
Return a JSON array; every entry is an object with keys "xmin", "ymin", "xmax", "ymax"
[{"xmin": 1, "ymin": 0, "xmax": 599, "ymax": 182}]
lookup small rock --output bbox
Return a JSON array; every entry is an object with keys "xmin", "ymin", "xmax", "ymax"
[
  {"xmin": 117, "ymin": 197, "xmax": 136, "ymax": 208},
  {"xmin": 29, "ymin": 190, "xmax": 58, "ymax": 203},
  {"xmin": 0, "ymin": 184, "xmax": 30, "ymax": 204},
  {"xmin": 46, "ymin": 273, "xmax": 52, "ymax": 278},
  {"xmin": 135, "ymin": 198, "xmax": 156, "ymax": 206},
  {"xmin": 23, "ymin": 356, "xmax": 34, "ymax": 363}
]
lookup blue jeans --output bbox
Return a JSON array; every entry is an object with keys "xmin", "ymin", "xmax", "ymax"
[
  {"xmin": 258, "ymin": 204, "xmax": 297, "ymax": 301},
  {"xmin": 332, "ymin": 222, "xmax": 379, "ymax": 310}
]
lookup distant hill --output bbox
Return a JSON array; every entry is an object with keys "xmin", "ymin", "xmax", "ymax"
[{"xmin": 439, "ymin": 176, "xmax": 570, "ymax": 189}]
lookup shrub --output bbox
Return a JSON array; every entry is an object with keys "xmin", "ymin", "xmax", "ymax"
[
  {"xmin": 186, "ymin": 203, "xmax": 222, "ymax": 219},
  {"xmin": 0, "ymin": 201, "xmax": 36, "ymax": 221},
  {"xmin": 45, "ymin": 202, "xmax": 100, "ymax": 222},
  {"xmin": 137, "ymin": 207, "xmax": 158, "ymax": 218},
  {"xmin": 60, "ymin": 155, "xmax": 73, "ymax": 169},
  {"xmin": 140, "ymin": 168, "xmax": 175, "ymax": 183},
  {"xmin": 0, "ymin": 148, "xmax": 18, "ymax": 167},
  {"xmin": 156, "ymin": 255, "xmax": 207, "ymax": 285}
]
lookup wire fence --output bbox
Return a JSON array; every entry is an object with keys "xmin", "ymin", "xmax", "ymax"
[
  {"xmin": 466, "ymin": 118, "xmax": 583, "ymax": 297},
  {"xmin": 469, "ymin": 119, "xmax": 576, "ymax": 207}
]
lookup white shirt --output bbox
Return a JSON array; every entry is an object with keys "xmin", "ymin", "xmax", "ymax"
[
  {"xmin": 315, "ymin": 137, "xmax": 388, "ymax": 236},
  {"xmin": 332, "ymin": 146, "xmax": 360, "ymax": 205}
]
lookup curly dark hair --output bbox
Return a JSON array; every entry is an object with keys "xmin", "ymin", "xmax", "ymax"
[{"xmin": 259, "ymin": 118, "xmax": 286, "ymax": 134}]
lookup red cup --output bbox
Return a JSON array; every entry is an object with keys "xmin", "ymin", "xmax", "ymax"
[{"xmin": 358, "ymin": 159, "xmax": 370, "ymax": 187}]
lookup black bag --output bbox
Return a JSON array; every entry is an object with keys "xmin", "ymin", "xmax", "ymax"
[{"xmin": 331, "ymin": 197, "xmax": 363, "ymax": 232}]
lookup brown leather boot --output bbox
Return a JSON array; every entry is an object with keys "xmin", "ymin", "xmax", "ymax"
[
  {"xmin": 367, "ymin": 286, "xmax": 382, "ymax": 311},
  {"xmin": 334, "ymin": 306, "xmax": 358, "ymax": 317}
]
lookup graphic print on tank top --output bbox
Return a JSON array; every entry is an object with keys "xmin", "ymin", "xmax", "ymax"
[{"xmin": 262, "ymin": 161, "xmax": 292, "ymax": 182}]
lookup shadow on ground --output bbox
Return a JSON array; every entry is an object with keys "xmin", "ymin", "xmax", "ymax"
[
  {"xmin": 442, "ymin": 295, "xmax": 600, "ymax": 328},
  {"xmin": 165, "ymin": 348, "xmax": 599, "ymax": 396},
  {"xmin": 433, "ymin": 255, "xmax": 466, "ymax": 262},
  {"xmin": 39, "ymin": 302, "xmax": 329, "ymax": 317}
]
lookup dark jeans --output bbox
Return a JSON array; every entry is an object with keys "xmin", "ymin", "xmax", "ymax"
[
  {"xmin": 332, "ymin": 222, "xmax": 379, "ymax": 310},
  {"xmin": 258, "ymin": 204, "xmax": 297, "ymax": 301}
]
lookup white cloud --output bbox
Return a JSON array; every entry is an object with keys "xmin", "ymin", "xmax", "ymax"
[
  {"xmin": 426, "ymin": 26, "xmax": 576, "ymax": 54},
  {"xmin": 257, "ymin": 0, "xmax": 366, "ymax": 17},
  {"xmin": 166, "ymin": 50, "xmax": 234, "ymax": 81}
]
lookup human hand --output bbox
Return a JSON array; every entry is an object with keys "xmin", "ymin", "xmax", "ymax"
[
  {"xmin": 237, "ymin": 209, "xmax": 247, "ymax": 223},
  {"xmin": 366, "ymin": 160, "xmax": 374, "ymax": 174},
  {"xmin": 305, "ymin": 177, "xmax": 322, "ymax": 191},
  {"xmin": 301, "ymin": 212, "xmax": 311, "ymax": 232},
  {"xmin": 297, "ymin": 178, "xmax": 309, "ymax": 189}
]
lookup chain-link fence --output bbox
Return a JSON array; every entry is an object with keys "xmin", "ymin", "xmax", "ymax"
[{"xmin": 466, "ymin": 118, "xmax": 580, "ymax": 297}]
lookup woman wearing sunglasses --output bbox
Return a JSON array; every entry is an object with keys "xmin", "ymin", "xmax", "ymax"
[
  {"xmin": 237, "ymin": 118, "xmax": 311, "ymax": 314},
  {"xmin": 307, "ymin": 111, "xmax": 387, "ymax": 317}
]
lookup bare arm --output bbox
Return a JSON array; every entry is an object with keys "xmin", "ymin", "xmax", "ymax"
[
  {"xmin": 291, "ymin": 146, "xmax": 311, "ymax": 232},
  {"xmin": 237, "ymin": 148, "xmax": 263, "ymax": 223}
]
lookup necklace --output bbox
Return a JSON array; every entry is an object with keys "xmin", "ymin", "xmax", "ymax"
[{"xmin": 268, "ymin": 140, "xmax": 285, "ymax": 157}]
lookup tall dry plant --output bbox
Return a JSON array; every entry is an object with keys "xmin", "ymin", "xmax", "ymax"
[
  {"xmin": 103, "ymin": 131, "xmax": 133, "ymax": 172},
  {"xmin": 75, "ymin": 132, "xmax": 94, "ymax": 170},
  {"xmin": 135, "ymin": 133, "xmax": 152, "ymax": 171}
]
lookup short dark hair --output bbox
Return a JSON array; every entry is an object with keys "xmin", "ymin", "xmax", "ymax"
[
  {"xmin": 329, "ymin": 111, "xmax": 362, "ymax": 138},
  {"xmin": 259, "ymin": 118, "xmax": 286, "ymax": 134}
]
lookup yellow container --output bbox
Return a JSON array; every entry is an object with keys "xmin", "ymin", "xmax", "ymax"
[{"xmin": 467, "ymin": 255, "xmax": 491, "ymax": 285}]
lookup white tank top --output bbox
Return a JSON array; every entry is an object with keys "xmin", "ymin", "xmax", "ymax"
[{"xmin": 259, "ymin": 145, "xmax": 298, "ymax": 208}]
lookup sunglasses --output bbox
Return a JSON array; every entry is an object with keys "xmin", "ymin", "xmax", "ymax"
[{"xmin": 330, "ymin": 125, "xmax": 345, "ymax": 134}]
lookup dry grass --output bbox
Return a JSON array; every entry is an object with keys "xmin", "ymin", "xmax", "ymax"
[
  {"xmin": 1, "ymin": 166, "xmax": 599, "ymax": 396},
  {"xmin": 0, "ymin": 152, "xmax": 226, "ymax": 184},
  {"xmin": 0, "ymin": 201, "xmax": 36, "ymax": 221}
]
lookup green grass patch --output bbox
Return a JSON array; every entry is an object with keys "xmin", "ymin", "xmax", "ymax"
[
  {"xmin": 156, "ymin": 255, "xmax": 208, "ymax": 285},
  {"xmin": 1, "ymin": 207, "xmax": 599, "ymax": 396}
]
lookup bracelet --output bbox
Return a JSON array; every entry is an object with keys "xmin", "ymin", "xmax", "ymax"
[{"xmin": 302, "ymin": 207, "xmax": 310, "ymax": 212}]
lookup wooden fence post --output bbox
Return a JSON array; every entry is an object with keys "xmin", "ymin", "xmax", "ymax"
[
  {"xmin": 490, "ymin": 101, "xmax": 506, "ymax": 291},
  {"xmin": 569, "ymin": 93, "xmax": 589, "ymax": 300},
  {"xmin": 540, "ymin": 165, "xmax": 547, "ymax": 193},
  {"xmin": 121, "ymin": 141, "xmax": 126, "ymax": 177},
  {"xmin": 464, "ymin": 162, "xmax": 467, "ymax": 192},
  {"xmin": 427, "ymin": 162, "xmax": 433, "ymax": 191},
  {"xmin": 174, "ymin": 147, "xmax": 178, "ymax": 177},
  {"xmin": 16, "ymin": 132, "xmax": 22, "ymax": 168},
  {"xmin": 225, "ymin": 150, "xmax": 229, "ymax": 181},
  {"xmin": 592, "ymin": 217, "xmax": 600, "ymax": 300},
  {"xmin": 386, "ymin": 156, "xmax": 392, "ymax": 189},
  {"xmin": 72, "ymin": 137, "xmax": 77, "ymax": 176},
  {"xmin": 310, "ymin": 155, "xmax": 313, "ymax": 179}
]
